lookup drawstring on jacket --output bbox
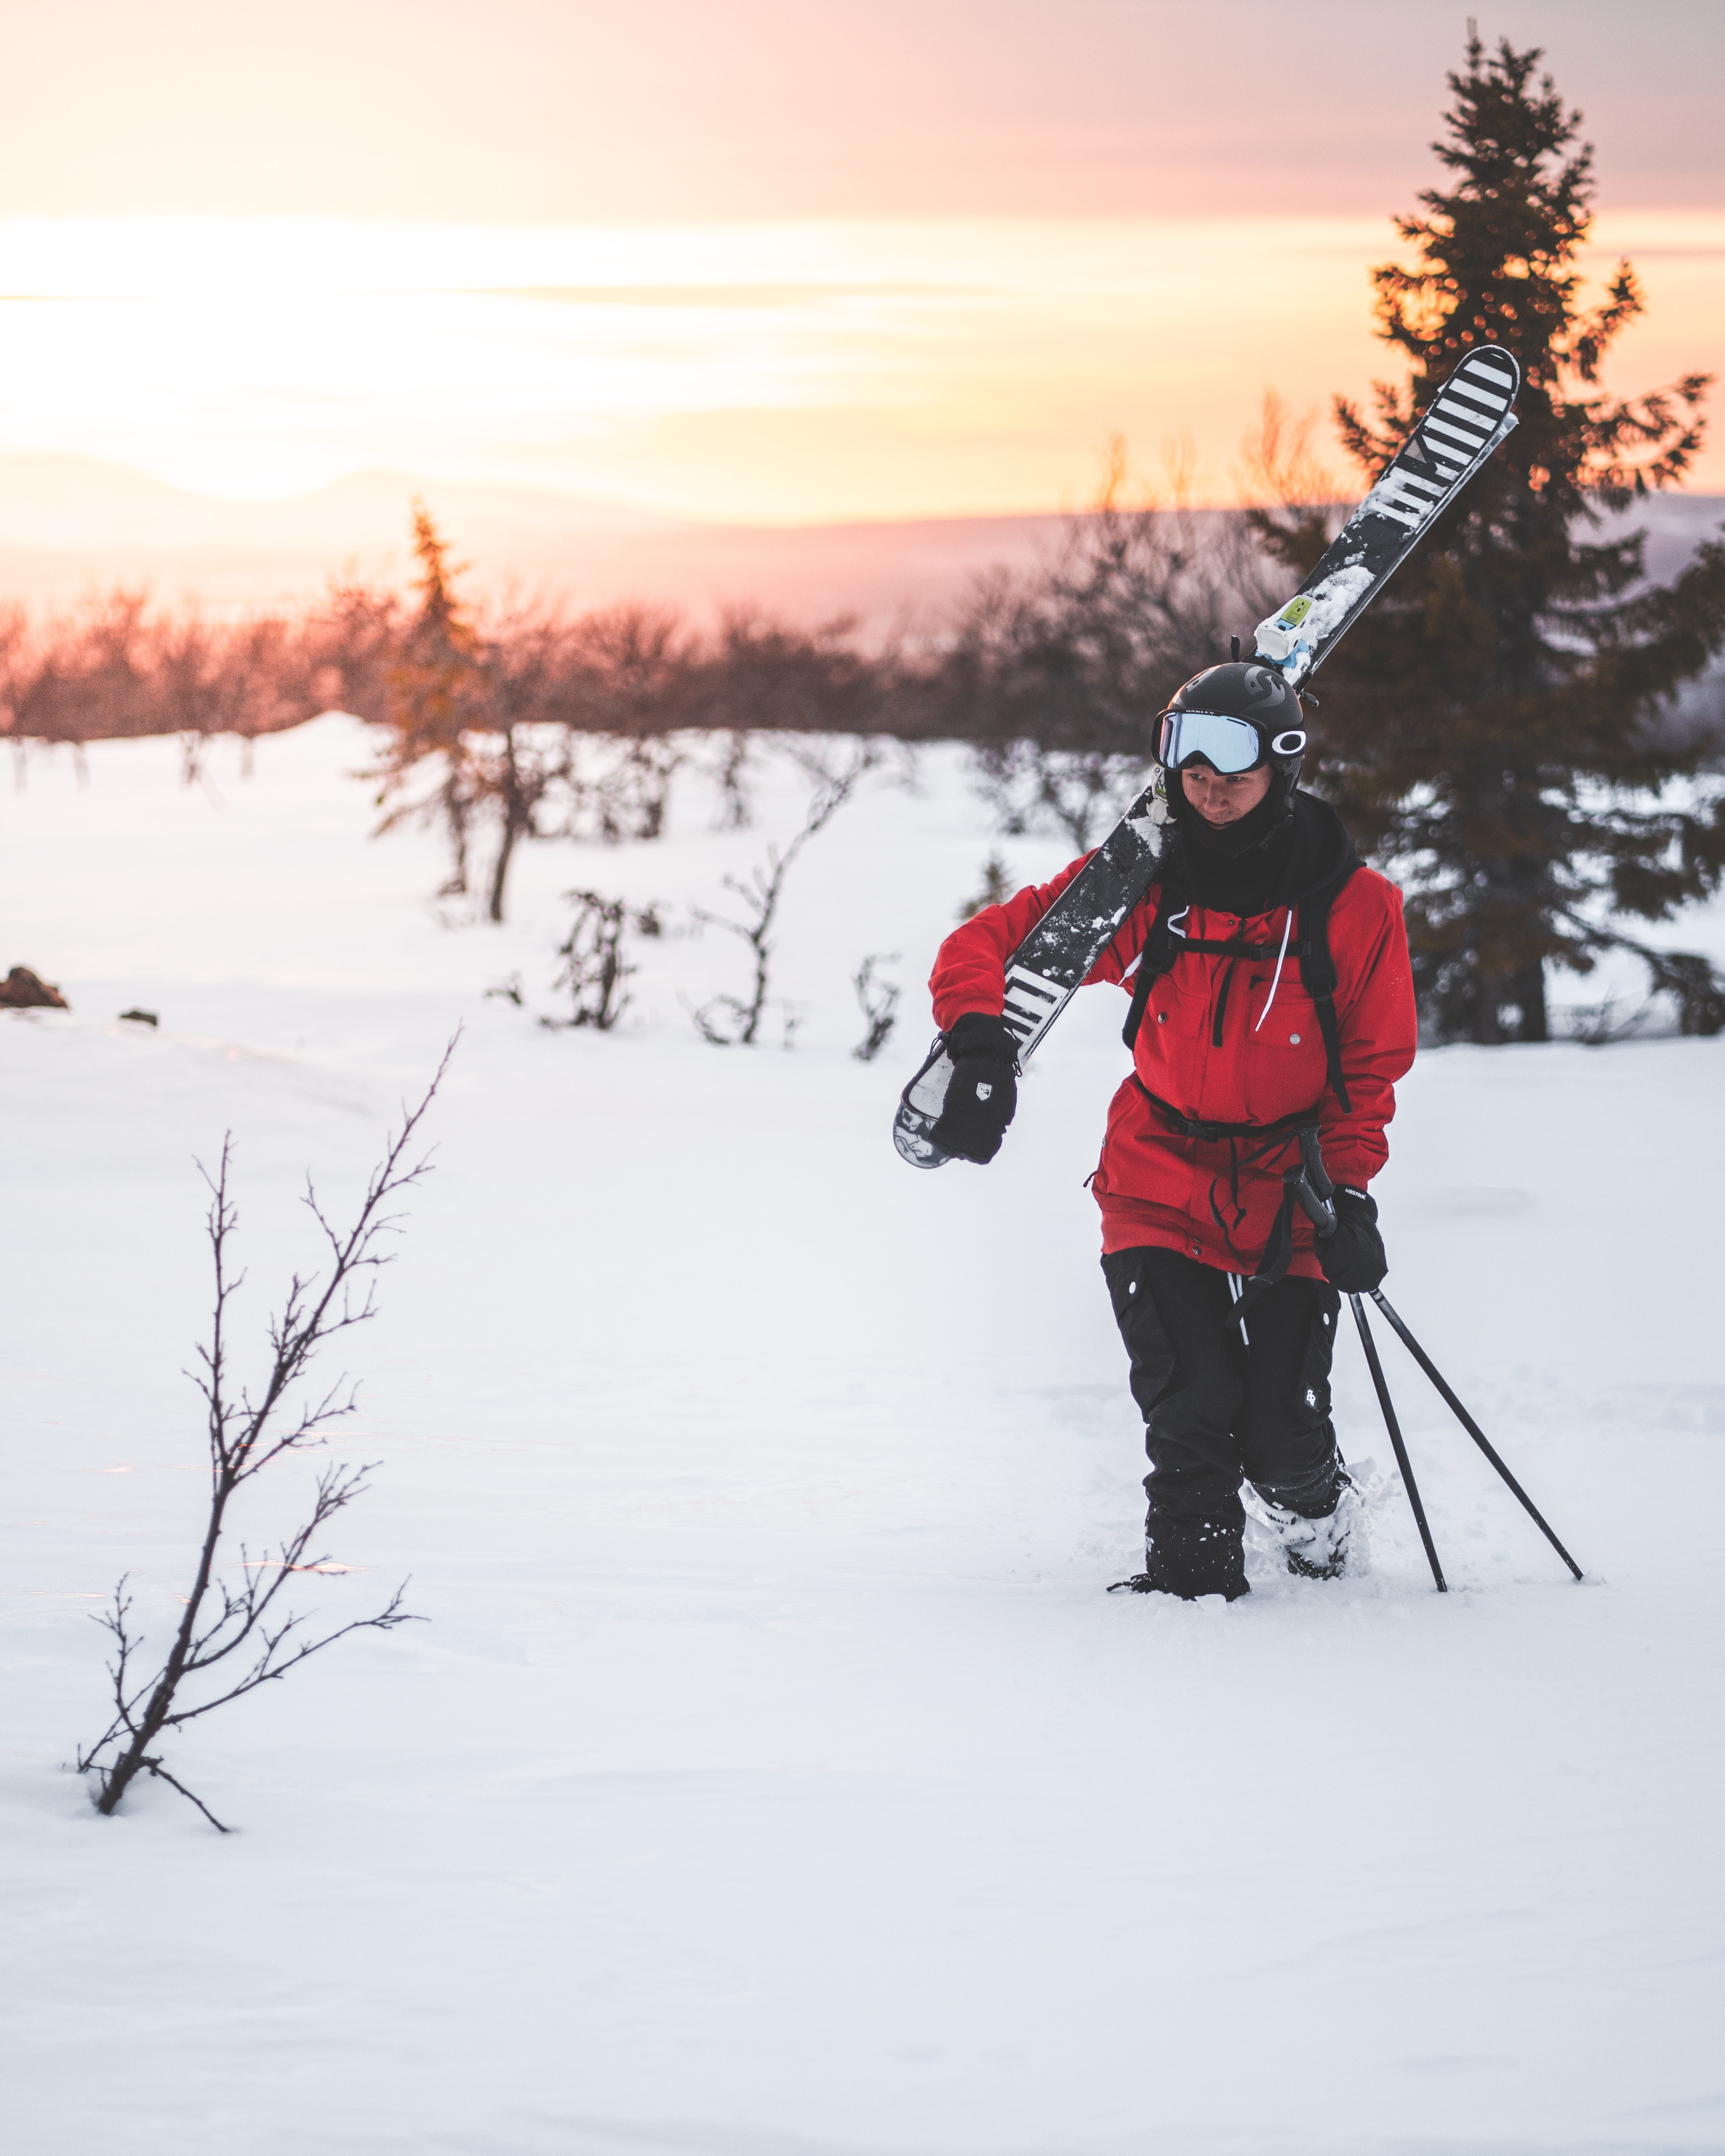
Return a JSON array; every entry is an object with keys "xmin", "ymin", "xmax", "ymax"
[{"xmin": 1253, "ymin": 906, "xmax": 1295, "ymax": 1033}]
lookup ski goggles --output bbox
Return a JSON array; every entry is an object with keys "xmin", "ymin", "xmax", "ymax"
[{"xmin": 1156, "ymin": 710, "xmax": 1306, "ymax": 773}]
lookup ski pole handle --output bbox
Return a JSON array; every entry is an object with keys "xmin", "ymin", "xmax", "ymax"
[
  {"xmin": 1291, "ymin": 1125, "xmax": 1337, "ymax": 1237},
  {"xmin": 1299, "ymin": 1124, "xmax": 1335, "ymax": 1200}
]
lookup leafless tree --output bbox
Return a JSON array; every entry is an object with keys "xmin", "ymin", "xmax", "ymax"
[
  {"xmin": 707, "ymin": 730, "xmax": 755, "ymax": 829},
  {"xmin": 75, "ymin": 1045, "xmax": 453, "ymax": 1831},
  {"xmin": 467, "ymin": 607, "xmax": 578, "ymax": 922},
  {"xmin": 302, "ymin": 575, "xmax": 404, "ymax": 722},
  {"xmin": 559, "ymin": 605, "xmax": 696, "ymax": 844},
  {"xmin": 851, "ymin": 954, "xmax": 901, "ymax": 1062},
  {"xmin": 939, "ymin": 442, "xmax": 1261, "ymax": 849},
  {"xmin": 1234, "ymin": 389, "xmax": 1348, "ymax": 537},
  {"xmin": 691, "ymin": 742, "xmax": 877, "ymax": 1046}
]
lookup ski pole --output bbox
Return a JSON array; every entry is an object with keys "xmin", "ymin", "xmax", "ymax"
[
  {"xmin": 1367, "ymin": 1290, "xmax": 1584, "ymax": 1583},
  {"xmin": 1287, "ymin": 1129, "xmax": 1443, "ymax": 1585},
  {"xmin": 1350, "ymin": 1292, "xmax": 1447, "ymax": 1592},
  {"xmin": 1286, "ymin": 1130, "xmax": 1445, "ymax": 1582}
]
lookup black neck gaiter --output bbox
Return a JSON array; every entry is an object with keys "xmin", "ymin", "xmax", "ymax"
[{"xmin": 1169, "ymin": 782, "xmax": 1295, "ymax": 916}]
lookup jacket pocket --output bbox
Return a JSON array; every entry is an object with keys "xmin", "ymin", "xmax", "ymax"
[
  {"xmin": 1241, "ymin": 977, "xmax": 1328, "ymax": 1124},
  {"xmin": 1129, "ymin": 952, "xmax": 1206, "ymax": 1099}
]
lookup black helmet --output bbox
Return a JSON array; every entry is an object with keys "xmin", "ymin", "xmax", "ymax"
[{"xmin": 1155, "ymin": 661, "xmax": 1308, "ymax": 787}]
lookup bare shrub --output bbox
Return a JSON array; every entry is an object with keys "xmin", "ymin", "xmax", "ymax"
[
  {"xmin": 542, "ymin": 890, "xmax": 663, "ymax": 1031},
  {"xmin": 1235, "ymin": 389, "xmax": 1347, "ymax": 526},
  {"xmin": 1556, "ymin": 948, "xmax": 1725, "ymax": 1043},
  {"xmin": 567, "ymin": 732, "xmax": 688, "ymax": 847},
  {"xmin": 955, "ymin": 853, "xmax": 1013, "ymax": 922},
  {"xmin": 74, "ymin": 1049, "xmax": 452, "ymax": 1831},
  {"xmin": 1559, "ymin": 993, "xmax": 1652, "ymax": 1046},
  {"xmin": 692, "ymin": 742, "xmax": 876, "ymax": 1046},
  {"xmin": 851, "ymin": 954, "xmax": 901, "ymax": 1062}
]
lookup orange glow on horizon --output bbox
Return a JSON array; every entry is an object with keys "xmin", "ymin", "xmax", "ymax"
[{"xmin": 1, "ymin": 213, "xmax": 1722, "ymax": 524}]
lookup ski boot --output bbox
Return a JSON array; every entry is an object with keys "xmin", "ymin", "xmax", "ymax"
[
  {"xmin": 1253, "ymin": 1472, "xmax": 1363, "ymax": 1581},
  {"xmin": 1108, "ymin": 1515, "xmax": 1249, "ymax": 1601}
]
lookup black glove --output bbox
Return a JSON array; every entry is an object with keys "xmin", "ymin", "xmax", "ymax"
[
  {"xmin": 1318, "ymin": 1186, "xmax": 1388, "ymax": 1293},
  {"xmin": 929, "ymin": 1012, "xmax": 1019, "ymax": 1164}
]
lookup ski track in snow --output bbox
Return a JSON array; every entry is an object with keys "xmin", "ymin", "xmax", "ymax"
[{"xmin": 1, "ymin": 719, "xmax": 1723, "ymax": 2155}]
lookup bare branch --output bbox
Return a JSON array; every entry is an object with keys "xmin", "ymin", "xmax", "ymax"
[
  {"xmin": 80, "ymin": 1041, "xmax": 453, "ymax": 1825},
  {"xmin": 163, "ymin": 1584, "xmax": 419, "ymax": 1725},
  {"xmin": 139, "ymin": 1757, "xmax": 232, "ymax": 1834},
  {"xmin": 692, "ymin": 742, "xmax": 876, "ymax": 1045}
]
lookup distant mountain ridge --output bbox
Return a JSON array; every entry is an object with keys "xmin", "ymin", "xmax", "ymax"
[
  {"xmin": 0, "ymin": 457, "xmax": 683, "ymax": 551},
  {"xmin": 0, "ymin": 456, "xmax": 1095, "ymax": 626},
  {"xmin": 1, "ymin": 456, "xmax": 1720, "ymax": 646}
]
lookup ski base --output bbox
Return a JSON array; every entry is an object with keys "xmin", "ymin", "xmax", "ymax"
[{"xmin": 894, "ymin": 1039, "xmax": 956, "ymax": 1169}]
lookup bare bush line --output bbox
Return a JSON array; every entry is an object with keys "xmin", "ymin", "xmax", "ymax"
[
  {"xmin": 0, "ymin": 496, "xmax": 1289, "ymax": 911},
  {"xmin": 0, "ymin": 499, "xmax": 1285, "ymax": 752}
]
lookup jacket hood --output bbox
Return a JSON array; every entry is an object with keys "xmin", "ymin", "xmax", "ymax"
[{"xmin": 1277, "ymin": 790, "xmax": 1359, "ymax": 907}]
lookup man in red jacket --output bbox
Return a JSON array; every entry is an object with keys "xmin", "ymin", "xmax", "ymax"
[{"xmin": 925, "ymin": 661, "xmax": 1417, "ymax": 1600}]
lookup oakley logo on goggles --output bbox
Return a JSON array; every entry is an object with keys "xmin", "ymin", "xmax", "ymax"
[{"xmin": 1157, "ymin": 710, "xmax": 1306, "ymax": 773}]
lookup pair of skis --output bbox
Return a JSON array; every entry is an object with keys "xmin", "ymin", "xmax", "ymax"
[{"xmin": 894, "ymin": 345, "xmax": 1522, "ymax": 1167}]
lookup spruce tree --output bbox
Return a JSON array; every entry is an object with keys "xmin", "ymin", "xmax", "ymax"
[
  {"xmin": 1263, "ymin": 31, "xmax": 1725, "ymax": 1042},
  {"xmin": 370, "ymin": 503, "xmax": 485, "ymax": 897}
]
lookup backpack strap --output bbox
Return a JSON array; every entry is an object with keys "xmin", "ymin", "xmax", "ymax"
[
  {"xmin": 1120, "ymin": 886, "xmax": 1187, "ymax": 1052},
  {"xmin": 1126, "ymin": 861, "xmax": 1363, "ymax": 1112},
  {"xmin": 1295, "ymin": 865, "xmax": 1360, "ymax": 1114}
]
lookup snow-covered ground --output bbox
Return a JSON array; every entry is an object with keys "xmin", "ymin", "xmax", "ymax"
[{"xmin": 3, "ymin": 719, "xmax": 1723, "ymax": 2156}]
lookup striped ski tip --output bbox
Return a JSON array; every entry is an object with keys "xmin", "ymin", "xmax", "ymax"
[
  {"xmin": 1457, "ymin": 345, "xmax": 1520, "ymax": 393},
  {"xmin": 1366, "ymin": 344, "xmax": 1522, "ymax": 535}
]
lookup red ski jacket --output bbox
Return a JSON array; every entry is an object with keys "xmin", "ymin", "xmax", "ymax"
[{"xmin": 929, "ymin": 822, "xmax": 1417, "ymax": 1279}]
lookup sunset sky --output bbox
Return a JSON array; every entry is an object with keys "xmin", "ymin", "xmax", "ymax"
[{"xmin": 2, "ymin": 0, "xmax": 1722, "ymax": 521}]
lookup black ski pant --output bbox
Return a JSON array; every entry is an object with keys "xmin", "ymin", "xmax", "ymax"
[{"xmin": 1101, "ymin": 1246, "xmax": 1347, "ymax": 1600}]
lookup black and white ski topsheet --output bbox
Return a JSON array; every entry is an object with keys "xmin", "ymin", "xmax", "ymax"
[{"xmin": 894, "ymin": 344, "xmax": 1521, "ymax": 1167}]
